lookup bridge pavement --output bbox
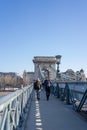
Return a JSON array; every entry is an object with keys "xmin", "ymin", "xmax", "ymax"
[{"xmin": 24, "ymin": 89, "xmax": 87, "ymax": 130}]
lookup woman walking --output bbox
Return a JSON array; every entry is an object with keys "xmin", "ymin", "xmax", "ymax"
[{"xmin": 34, "ymin": 78, "xmax": 41, "ymax": 100}]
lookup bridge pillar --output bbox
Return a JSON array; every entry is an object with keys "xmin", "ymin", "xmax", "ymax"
[{"xmin": 33, "ymin": 56, "xmax": 57, "ymax": 80}]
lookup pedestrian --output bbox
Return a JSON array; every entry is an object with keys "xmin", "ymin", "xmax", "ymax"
[
  {"xmin": 43, "ymin": 77, "xmax": 51, "ymax": 101},
  {"xmin": 34, "ymin": 78, "xmax": 41, "ymax": 100}
]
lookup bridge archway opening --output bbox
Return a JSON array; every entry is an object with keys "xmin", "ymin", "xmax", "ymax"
[
  {"xmin": 33, "ymin": 56, "xmax": 57, "ymax": 80},
  {"xmin": 41, "ymin": 67, "xmax": 49, "ymax": 79}
]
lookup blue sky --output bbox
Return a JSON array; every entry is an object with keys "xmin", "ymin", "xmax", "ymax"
[{"xmin": 0, "ymin": 0, "xmax": 87, "ymax": 75}]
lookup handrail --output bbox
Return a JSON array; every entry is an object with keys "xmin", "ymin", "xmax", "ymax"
[
  {"xmin": 51, "ymin": 81, "xmax": 87, "ymax": 111},
  {"xmin": 0, "ymin": 84, "xmax": 33, "ymax": 130}
]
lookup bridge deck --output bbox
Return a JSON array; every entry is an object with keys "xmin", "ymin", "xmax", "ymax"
[{"xmin": 24, "ymin": 89, "xmax": 87, "ymax": 130}]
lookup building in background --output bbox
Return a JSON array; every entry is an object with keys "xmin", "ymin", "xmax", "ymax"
[{"xmin": 0, "ymin": 72, "xmax": 23, "ymax": 90}]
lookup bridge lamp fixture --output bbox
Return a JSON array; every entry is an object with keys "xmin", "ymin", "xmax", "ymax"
[{"xmin": 55, "ymin": 55, "xmax": 62, "ymax": 78}]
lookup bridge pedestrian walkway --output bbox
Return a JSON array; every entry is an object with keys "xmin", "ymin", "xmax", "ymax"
[{"xmin": 24, "ymin": 89, "xmax": 87, "ymax": 130}]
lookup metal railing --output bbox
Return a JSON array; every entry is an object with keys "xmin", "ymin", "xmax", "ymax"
[
  {"xmin": 0, "ymin": 84, "xmax": 33, "ymax": 130},
  {"xmin": 51, "ymin": 81, "xmax": 87, "ymax": 112}
]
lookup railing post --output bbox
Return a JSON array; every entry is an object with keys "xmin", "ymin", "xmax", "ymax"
[
  {"xmin": 60, "ymin": 88, "xmax": 64, "ymax": 101},
  {"xmin": 65, "ymin": 83, "xmax": 70, "ymax": 104},
  {"xmin": 5, "ymin": 104, "xmax": 11, "ymax": 130},
  {"xmin": 57, "ymin": 83, "xmax": 60, "ymax": 98},
  {"xmin": 16, "ymin": 99, "xmax": 19, "ymax": 127}
]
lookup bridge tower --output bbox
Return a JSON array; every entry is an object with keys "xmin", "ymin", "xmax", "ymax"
[{"xmin": 33, "ymin": 56, "xmax": 57, "ymax": 80}]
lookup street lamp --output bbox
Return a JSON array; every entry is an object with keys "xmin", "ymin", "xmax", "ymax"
[{"xmin": 55, "ymin": 55, "xmax": 62, "ymax": 79}]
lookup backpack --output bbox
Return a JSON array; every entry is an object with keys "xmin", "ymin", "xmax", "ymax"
[{"xmin": 35, "ymin": 80, "xmax": 41, "ymax": 90}]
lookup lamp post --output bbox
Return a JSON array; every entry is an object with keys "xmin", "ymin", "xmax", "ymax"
[{"xmin": 55, "ymin": 55, "xmax": 61, "ymax": 79}]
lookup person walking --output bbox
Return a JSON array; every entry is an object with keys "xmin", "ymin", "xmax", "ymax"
[
  {"xmin": 43, "ymin": 77, "xmax": 51, "ymax": 101},
  {"xmin": 34, "ymin": 78, "xmax": 41, "ymax": 100}
]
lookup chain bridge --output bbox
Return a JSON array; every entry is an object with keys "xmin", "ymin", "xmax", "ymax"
[
  {"xmin": 33, "ymin": 56, "xmax": 76, "ymax": 81},
  {"xmin": 0, "ymin": 56, "xmax": 87, "ymax": 130}
]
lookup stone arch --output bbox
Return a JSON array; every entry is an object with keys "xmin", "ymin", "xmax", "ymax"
[{"xmin": 33, "ymin": 56, "xmax": 57, "ymax": 80}]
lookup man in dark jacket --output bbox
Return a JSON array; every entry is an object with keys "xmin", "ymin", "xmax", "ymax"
[{"xmin": 43, "ymin": 77, "xmax": 51, "ymax": 101}]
